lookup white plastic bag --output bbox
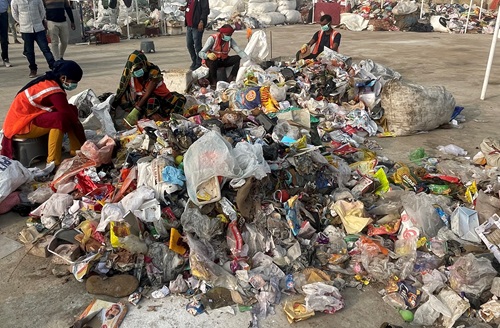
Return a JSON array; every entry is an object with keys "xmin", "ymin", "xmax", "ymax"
[
  {"xmin": 0, "ymin": 156, "xmax": 33, "ymax": 203},
  {"xmin": 430, "ymin": 15, "xmax": 450, "ymax": 33},
  {"xmin": 392, "ymin": 0, "xmax": 419, "ymax": 15},
  {"xmin": 437, "ymin": 144, "xmax": 467, "ymax": 156},
  {"xmin": 277, "ymin": 0, "xmax": 296, "ymax": 12},
  {"xmin": 257, "ymin": 12, "xmax": 286, "ymax": 25},
  {"xmin": 247, "ymin": 2, "xmax": 278, "ymax": 14},
  {"xmin": 282, "ymin": 9, "xmax": 302, "ymax": 23},
  {"xmin": 244, "ymin": 30, "xmax": 269, "ymax": 62}
]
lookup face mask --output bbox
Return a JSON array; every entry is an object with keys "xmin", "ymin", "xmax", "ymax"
[
  {"xmin": 222, "ymin": 35, "xmax": 231, "ymax": 42},
  {"xmin": 62, "ymin": 78, "xmax": 78, "ymax": 91},
  {"xmin": 133, "ymin": 68, "xmax": 145, "ymax": 78},
  {"xmin": 321, "ymin": 24, "xmax": 330, "ymax": 31}
]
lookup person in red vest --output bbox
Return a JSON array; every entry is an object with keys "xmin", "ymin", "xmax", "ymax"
[
  {"xmin": 199, "ymin": 24, "xmax": 248, "ymax": 88},
  {"xmin": 296, "ymin": 14, "xmax": 341, "ymax": 61},
  {"xmin": 1, "ymin": 59, "xmax": 86, "ymax": 169}
]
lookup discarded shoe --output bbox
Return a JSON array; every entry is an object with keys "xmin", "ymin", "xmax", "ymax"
[
  {"xmin": 86, "ymin": 274, "xmax": 139, "ymax": 298},
  {"xmin": 124, "ymin": 108, "xmax": 140, "ymax": 127}
]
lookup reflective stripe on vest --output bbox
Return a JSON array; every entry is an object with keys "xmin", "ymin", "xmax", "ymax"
[
  {"xmin": 312, "ymin": 30, "xmax": 339, "ymax": 55},
  {"xmin": 24, "ymin": 86, "xmax": 61, "ymax": 112},
  {"xmin": 210, "ymin": 34, "xmax": 230, "ymax": 60}
]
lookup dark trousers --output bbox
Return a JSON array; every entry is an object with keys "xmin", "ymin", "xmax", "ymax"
[
  {"xmin": 186, "ymin": 26, "xmax": 203, "ymax": 70},
  {"xmin": 0, "ymin": 12, "xmax": 8, "ymax": 61},
  {"xmin": 206, "ymin": 55, "xmax": 241, "ymax": 85},
  {"xmin": 21, "ymin": 30, "xmax": 55, "ymax": 71}
]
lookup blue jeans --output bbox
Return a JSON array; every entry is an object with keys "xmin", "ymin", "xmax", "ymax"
[
  {"xmin": 22, "ymin": 30, "xmax": 55, "ymax": 71},
  {"xmin": 0, "ymin": 12, "xmax": 8, "ymax": 61},
  {"xmin": 186, "ymin": 26, "xmax": 203, "ymax": 70}
]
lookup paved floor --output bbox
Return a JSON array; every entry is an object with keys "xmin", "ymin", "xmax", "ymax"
[{"xmin": 0, "ymin": 25, "xmax": 499, "ymax": 328}]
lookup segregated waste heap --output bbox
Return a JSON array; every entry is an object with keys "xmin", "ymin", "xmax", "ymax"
[{"xmin": 3, "ymin": 44, "xmax": 500, "ymax": 328}]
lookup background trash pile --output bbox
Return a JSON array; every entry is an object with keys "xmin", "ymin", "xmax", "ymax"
[
  {"xmin": 343, "ymin": 0, "xmax": 499, "ymax": 33},
  {"xmin": 4, "ymin": 46, "xmax": 500, "ymax": 327}
]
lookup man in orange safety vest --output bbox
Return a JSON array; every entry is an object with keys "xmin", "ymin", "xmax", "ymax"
[{"xmin": 296, "ymin": 14, "xmax": 341, "ymax": 61}]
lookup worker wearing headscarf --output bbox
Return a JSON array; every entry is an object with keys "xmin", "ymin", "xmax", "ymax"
[
  {"xmin": 113, "ymin": 50, "xmax": 186, "ymax": 127},
  {"xmin": 199, "ymin": 24, "xmax": 248, "ymax": 87},
  {"xmin": 1, "ymin": 59, "xmax": 86, "ymax": 167}
]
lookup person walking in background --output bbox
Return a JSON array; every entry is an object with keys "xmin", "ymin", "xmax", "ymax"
[
  {"xmin": 44, "ymin": 0, "xmax": 75, "ymax": 60},
  {"xmin": 11, "ymin": 0, "xmax": 55, "ymax": 78},
  {"xmin": 8, "ymin": 6, "xmax": 20, "ymax": 44},
  {"xmin": 0, "ymin": 0, "xmax": 12, "ymax": 67},
  {"xmin": 179, "ymin": 0, "xmax": 209, "ymax": 71}
]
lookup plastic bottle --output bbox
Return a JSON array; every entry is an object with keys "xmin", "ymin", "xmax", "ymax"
[{"xmin": 436, "ymin": 144, "xmax": 467, "ymax": 156}]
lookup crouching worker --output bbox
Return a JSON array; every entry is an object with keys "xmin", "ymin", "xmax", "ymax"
[
  {"xmin": 113, "ymin": 50, "xmax": 186, "ymax": 127},
  {"xmin": 296, "ymin": 14, "xmax": 341, "ymax": 61},
  {"xmin": 1, "ymin": 60, "xmax": 86, "ymax": 168},
  {"xmin": 199, "ymin": 24, "xmax": 248, "ymax": 87}
]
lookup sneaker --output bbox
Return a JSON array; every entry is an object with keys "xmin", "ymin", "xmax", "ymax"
[
  {"xmin": 29, "ymin": 70, "xmax": 37, "ymax": 78},
  {"xmin": 3, "ymin": 60, "xmax": 11, "ymax": 68},
  {"xmin": 124, "ymin": 108, "xmax": 141, "ymax": 127}
]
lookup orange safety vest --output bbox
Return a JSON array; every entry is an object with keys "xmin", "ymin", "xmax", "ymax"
[
  {"xmin": 3, "ymin": 80, "xmax": 65, "ymax": 138},
  {"xmin": 209, "ymin": 33, "xmax": 230, "ymax": 60},
  {"xmin": 312, "ymin": 30, "xmax": 339, "ymax": 55},
  {"xmin": 130, "ymin": 77, "xmax": 171, "ymax": 99}
]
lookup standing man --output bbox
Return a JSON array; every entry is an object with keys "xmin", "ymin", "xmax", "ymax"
[
  {"xmin": 0, "ymin": 0, "xmax": 11, "ymax": 67},
  {"xmin": 44, "ymin": 0, "xmax": 75, "ymax": 60},
  {"xmin": 12, "ymin": 0, "xmax": 55, "ymax": 78},
  {"xmin": 199, "ymin": 24, "xmax": 248, "ymax": 87},
  {"xmin": 179, "ymin": 0, "xmax": 209, "ymax": 71},
  {"xmin": 296, "ymin": 14, "xmax": 341, "ymax": 61}
]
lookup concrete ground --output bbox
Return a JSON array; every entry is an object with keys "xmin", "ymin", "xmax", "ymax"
[{"xmin": 0, "ymin": 25, "xmax": 499, "ymax": 328}]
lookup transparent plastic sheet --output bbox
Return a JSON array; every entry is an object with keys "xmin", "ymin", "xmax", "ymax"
[
  {"xmin": 80, "ymin": 135, "xmax": 116, "ymax": 166},
  {"xmin": 271, "ymin": 120, "xmax": 301, "ymax": 144},
  {"xmin": 27, "ymin": 186, "xmax": 54, "ymax": 204},
  {"xmin": 186, "ymin": 234, "xmax": 238, "ymax": 290},
  {"xmin": 302, "ymin": 282, "xmax": 345, "ymax": 313},
  {"xmin": 147, "ymin": 242, "xmax": 186, "ymax": 284},
  {"xmin": 400, "ymin": 192, "xmax": 451, "ymax": 238},
  {"xmin": 242, "ymin": 223, "xmax": 267, "ymax": 258},
  {"xmin": 436, "ymin": 159, "xmax": 485, "ymax": 184},
  {"xmin": 422, "ymin": 269, "xmax": 448, "ymax": 295},
  {"xmin": 448, "ymin": 253, "xmax": 497, "ymax": 295},
  {"xmin": 119, "ymin": 186, "xmax": 155, "ymax": 213},
  {"xmin": 180, "ymin": 203, "xmax": 224, "ymax": 241}
]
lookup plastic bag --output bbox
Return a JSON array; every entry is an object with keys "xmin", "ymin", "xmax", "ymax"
[
  {"xmin": 430, "ymin": 15, "xmax": 450, "ymax": 33},
  {"xmin": 244, "ymin": 30, "xmax": 269, "ymax": 63},
  {"xmin": 180, "ymin": 203, "xmax": 224, "ymax": 240},
  {"xmin": 448, "ymin": 253, "xmax": 497, "ymax": 295},
  {"xmin": 184, "ymin": 131, "xmax": 238, "ymax": 206},
  {"xmin": 147, "ymin": 242, "xmax": 186, "ymax": 284},
  {"xmin": 31, "ymin": 193, "xmax": 74, "ymax": 219},
  {"xmin": 302, "ymin": 282, "xmax": 344, "ymax": 313},
  {"xmin": 169, "ymin": 274, "xmax": 189, "ymax": 294},
  {"xmin": 27, "ymin": 187, "xmax": 54, "ymax": 204},
  {"xmin": 257, "ymin": 12, "xmax": 286, "ymax": 25},
  {"xmin": 392, "ymin": 0, "xmax": 419, "ymax": 15},
  {"xmin": 233, "ymin": 142, "xmax": 271, "ymax": 180},
  {"xmin": 282, "ymin": 10, "xmax": 301, "ymax": 23},
  {"xmin": 68, "ymin": 88, "xmax": 100, "ymax": 118},
  {"xmin": 186, "ymin": 234, "xmax": 238, "ymax": 290},
  {"xmin": 437, "ymin": 144, "xmax": 467, "ymax": 156},
  {"xmin": 51, "ymin": 154, "xmax": 96, "ymax": 192},
  {"xmin": 80, "ymin": 135, "xmax": 116, "ymax": 166},
  {"xmin": 340, "ymin": 13, "xmax": 369, "ymax": 32},
  {"xmin": 80, "ymin": 93, "xmax": 117, "ymax": 136},
  {"xmin": 400, "ymin": 192, "xmax": 451, "ymax": 238},
  {"xmin": 0, "ymin": 156, "xmax": 33, "ymax": 203}
]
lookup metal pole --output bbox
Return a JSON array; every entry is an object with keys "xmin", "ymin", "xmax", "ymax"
[
  {"xmin": 464, "ymin": 0, "xmax": 473, "ymax": 34},
  {"xmin": 135, "ymin": 0, "xmax": 139, "ymax": 24},
  {"xmin": 270, "ymin": 30, "xmax": 273, "ymax": 59},
  {"xmin": 479, "ymin": 0, "xmax": 484, "ymax": 21},
  {"xmin": 420, "ymin": 0, "xmax": 424, "ymax": 19},
  {"xmin": 480, "ymin": 7, "xmax": 500, "ymax": 100}
]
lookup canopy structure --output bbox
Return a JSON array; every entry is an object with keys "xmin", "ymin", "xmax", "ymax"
[{"xmin": 480, "ymin": 4, "xmax": 500, "ymax": 100}]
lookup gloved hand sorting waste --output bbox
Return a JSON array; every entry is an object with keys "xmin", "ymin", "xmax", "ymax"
[
  {"xmin": 300, "ymin": 44, "xmax": 309, "ymax": 54},
  {"xmin": 207, "ymin": 53, "xmax": 217, "ymax": 61}
]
